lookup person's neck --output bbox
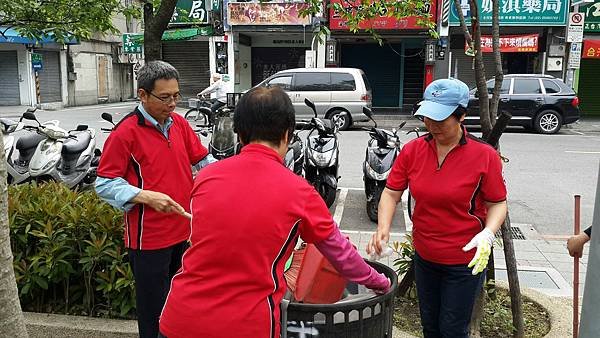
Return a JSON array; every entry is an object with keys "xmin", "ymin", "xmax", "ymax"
[
  {"xmin": 250, "ymin": 140, "xmax": 286, "ymax": 159},
  {"xmin": 436, "ymin": 126, "xmax": 463, "ymax": 147}
]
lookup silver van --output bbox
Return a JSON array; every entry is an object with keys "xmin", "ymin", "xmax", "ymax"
[{"xmin": 256, "ymin": 68, "xmax": 372, "ymax": 130}]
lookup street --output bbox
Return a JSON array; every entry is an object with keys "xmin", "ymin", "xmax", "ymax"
[{"xmin": 4, "ymin": 102, "xmax": 599, "ymax": 237}]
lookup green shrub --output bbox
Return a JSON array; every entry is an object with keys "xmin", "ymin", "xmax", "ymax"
[{"xmin": 9, "ymin": 182, "xmax": 135, "ymax": 318}]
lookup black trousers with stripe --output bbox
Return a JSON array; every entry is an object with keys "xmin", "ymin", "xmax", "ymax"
[{"xmin": 128, "ymin": 241, "xmax": 188, "ymax": 338}]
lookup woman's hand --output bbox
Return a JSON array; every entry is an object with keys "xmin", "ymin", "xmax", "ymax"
[{"xmin": 366, "ymin": 188, "xmax": 403, "ymax": 256}]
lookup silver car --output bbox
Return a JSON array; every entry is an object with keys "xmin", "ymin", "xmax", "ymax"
[{"xmin": 256, "ymin": 68, "xmax": 372, "ymax": 130}]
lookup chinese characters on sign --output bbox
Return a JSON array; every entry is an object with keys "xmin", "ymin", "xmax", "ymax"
[
  {"xmin": 583, "ymin": 2, "xmax": 600, "ymax": 32},
  {"xmin": 123, "ymin": 33, "xmax": 143, "ymax": 54},
  {"xmin": 227, "ymin": 3, "xmax": 311, "ymax": 25},
  {"xmin": 170, "ymin": 0, "xmax": 209, "ymax": 25},
  {"xmin": 583, "ymin": 39, "xmax": 600, "ymax": 59},
  {"xmin": 328, "ymin": 0, "xmax": 435, "ymax": 30},
  {"xmin": 466, "ymin": 34, "xmax": 539, "ymax": 53},
  {"xmin": 450, "ymin": 0, "xmax": 567, "ymax": 26}
]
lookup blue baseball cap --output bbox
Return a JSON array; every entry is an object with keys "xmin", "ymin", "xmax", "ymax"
[{"xmin": 414, "ymin": 78, "xmax": 470, "ymax": 121}]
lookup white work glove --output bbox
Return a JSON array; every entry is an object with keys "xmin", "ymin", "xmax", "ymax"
[
  {"xmin": 462, "ymin": 228, "xmax": 495, "ymax": 275},
  {"xmin": 369, "ymin": 241, "xmax": 393, "ymax": 261}
]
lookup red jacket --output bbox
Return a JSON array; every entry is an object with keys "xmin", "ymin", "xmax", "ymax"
[{"xmin": 97, "ymin": 108, "xmax": 208, "ymax": 250}]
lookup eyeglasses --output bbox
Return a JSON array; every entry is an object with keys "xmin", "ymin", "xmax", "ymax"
[{"xmin": 148, "ymin": 91, "xmax": 182, "ymax": 104}]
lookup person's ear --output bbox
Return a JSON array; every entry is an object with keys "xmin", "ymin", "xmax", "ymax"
[{"xmin": 138, "ymin": 89, "xmax": 148, "ymax": 104}]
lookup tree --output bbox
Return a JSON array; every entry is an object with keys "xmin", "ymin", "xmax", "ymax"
[{"xmin": 142, "ymin": 0, "xmax": 179, "ymax": 61}]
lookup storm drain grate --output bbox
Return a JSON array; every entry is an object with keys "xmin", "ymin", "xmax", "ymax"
[{"xmin": 495, "ymin": 226, "xmax": 526, "ymax": 240}]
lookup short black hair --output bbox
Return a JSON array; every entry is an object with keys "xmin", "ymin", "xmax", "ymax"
[
  {"xmin": 452, "ymin": 106, "xmax": 468, "ymax": 119},
  {"xmin": 234, "ymin": 86, "xmax": 295, "ymax": 146},
  {"xmin": 137, "ymin": 61, "xmax": 179, "ymax": 92}
]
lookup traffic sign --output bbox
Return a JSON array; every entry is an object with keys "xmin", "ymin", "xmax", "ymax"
[
  {"xmin": 569, "ymin": 42, "xmax": 582, "ymax": 69},
  {"xmin": 568, "ymin": 12, "xmax": 585, "ymax": 43},
  {"xmin": 31, "ymin": 53, "xmax": 43, "ymax": 71}
]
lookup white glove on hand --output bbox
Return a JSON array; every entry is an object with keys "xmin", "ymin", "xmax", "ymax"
[
  {"xmin": 462, "ymin": 228, "xmax": 495, "ymax": 275},
  {"xmin": 369, "ymin": 241, "xmax": 393, "ymax": 261}
]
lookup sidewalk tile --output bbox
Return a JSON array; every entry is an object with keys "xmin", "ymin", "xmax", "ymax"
[
  {"xmin": 542, "ymin": 252, "xmax": 577, "ymax": 263},
  {"xmin": 516, "ymin": 250, "xmax": 547, "ymax": 261}
]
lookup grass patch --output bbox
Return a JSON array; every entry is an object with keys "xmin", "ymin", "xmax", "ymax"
[{"xmin": 393, "ymin": 287, "xmax": 551, "ymax": 337}]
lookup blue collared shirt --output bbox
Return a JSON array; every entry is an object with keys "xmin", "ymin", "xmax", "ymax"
[{"xmin": 95, "ymin": 104, "xmax": 216, "ymax": 211}]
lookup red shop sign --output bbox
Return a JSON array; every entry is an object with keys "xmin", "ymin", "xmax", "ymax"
[
  {"xmin": 583, "ymin": 40, "xmax": 600, "ymax": 59},
  {"xmin": 328, "ymin": 0, "xmax": 436, "ymax": 31},
  {"xmin": 465, "ymin": 34, "xmax": 539, "ymax": 53}
]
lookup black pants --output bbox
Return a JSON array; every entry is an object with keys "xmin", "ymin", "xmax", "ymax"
[
  {"xmin": 414, "ymin": 252, "xmax": 485, "ymax": 338},
  {"xmin": 128, "ymin": 241, "xmax": 188, "ymax": 338}
]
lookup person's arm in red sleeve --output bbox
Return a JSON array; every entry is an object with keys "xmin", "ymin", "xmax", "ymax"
[
  {"xmin": 299, "ymin": 186, "xmax": 390, "ymax": 293},
  {"xmin": 180, "ymin": 117, "xmax": 213, "ymax": 169}
]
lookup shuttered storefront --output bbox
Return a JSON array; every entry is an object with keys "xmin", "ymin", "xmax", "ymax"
[
  {"xmin": 0, "ymin": 51, "xmax": 21, "ymax": 105},
  {"xmin": 34, "ymin": 50, "xmax": 62, "ymax": 103},
  {"xmin": 162, "ymin": 41, "xmax": 210, "ymax": 99},
  {"xmin": 578, "ymin": 59, "xmax": 600, "ymax": 117},
  {"xmin": 251, "ymin": 47, "xmax": 307, "ymax": 86},
  {"xmin": 451, "ymin": 49, "xmax": 497, "ymax": 89}
]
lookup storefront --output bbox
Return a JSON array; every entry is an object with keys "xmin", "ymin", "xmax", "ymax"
[
  {"xmin": 576, "ymin": 1, "xmax": 600, "ymax": 117},
  {"xmin": 225, "ymin": 1, "xmax": 316, "ymax": 90},
  {"xmin": 447, "ymin": 0, "xmax": 568, "ymax": 88},
  {"xmin": 328, "ymin": 0, "xmax": 436, "ymax": 111}
]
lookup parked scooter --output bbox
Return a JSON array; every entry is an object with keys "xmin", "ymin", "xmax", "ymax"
[
  {"xmin": 362, "ymin": 107, "xmax": 407, "ymax": 222},
  {"xmin": 284, "ymin": 125, "xmax": 305, "ymax": 176},
  {"xmin": 1, "ymin": 108, "xmax": 47, "ymax": 184},
  {"xmin": 23, "ymin": 112, "xmax": 100, "ymax": 189},
  {"xmin": 302, "ymin": 99, "xmax": 340, "ymax": 207}
]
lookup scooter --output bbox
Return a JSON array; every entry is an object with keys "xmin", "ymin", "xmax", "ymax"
[
  {"xmin": 302, "ymin": 99, "xmax": 340, "ymax": 208},
  {"xmin": 1, "ymin": 108, "xmax": 46, "ymax": 184},
  {"xmin": 284, "ymin": 126, "xmax": 305, "ymax": 176},
  {"xmin": 208, "ymin": 106, "xmax": 240, "ymax": 160},
  {"xmin": 362, "ymin": 107, "xmax": 406, "ymax": 222},
  {"xmin": 23, "ymin": 112, "xmax": 100, "ymax": 189}
]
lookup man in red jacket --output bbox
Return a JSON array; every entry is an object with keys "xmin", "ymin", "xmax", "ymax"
[
  {"xmin": 96, "ymin": 61, "xmax": 212, "ymax": 338},
  {"xmin": 159, "ymin": 86, "xmax": 389, "ymax": 338}
]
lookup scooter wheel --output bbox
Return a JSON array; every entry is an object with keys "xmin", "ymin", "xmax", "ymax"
[
  {"xmin": 319, "ymin": 184, "xmax": 337, "ymax": 208},
  {"xmin": 366, "ymin": 200, "xmax": 378, "ymax": 222}
]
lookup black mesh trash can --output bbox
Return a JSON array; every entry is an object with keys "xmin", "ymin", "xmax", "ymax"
[{"xmin": 282, "ymin": 260, "xmax": 398, "ymax": 338}]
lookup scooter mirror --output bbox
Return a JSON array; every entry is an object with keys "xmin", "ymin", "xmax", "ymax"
[
  {"xmin": 304, "ymin": 98, "xmax": 317, "ymax": 117},
  {"xmin": 76, "ymin": 125, "xmax": 88, "ymax": 131},
  {"xmin": 101, "ymin": 112, "xmax": 114, "ymax": 125},
  {"xmin": 398, "ymin": 121, "xmax": 406, "ymax": 129},
  {"xmin": 22, "ymin": 112, "xmax": 37, "ymax": 121},
  {"xmin": 26, "ymin": 107, "xmax": 37, "ymax": 113},
  {"xmin": 363, "ymin": 107, "xmax": 377, "ymax": 128}
]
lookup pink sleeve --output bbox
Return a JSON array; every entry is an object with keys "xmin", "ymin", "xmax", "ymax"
[{"xmin": 315, "ymin": 226, "xmax": 390, "ymax": 292}]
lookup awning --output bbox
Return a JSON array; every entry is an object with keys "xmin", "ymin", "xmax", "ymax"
[
  {"xmin": 162, "ymin": 27, "xmax": 213, "ymax": 40},
  {"xmin": 0, "ymin": 27, "xmax": 78, "ymax": 45}
]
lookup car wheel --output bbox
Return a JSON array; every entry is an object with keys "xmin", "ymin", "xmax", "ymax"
[
  {"xmin": 534, "ymin": 110, "xmax": 562, "ymax": 134},
  {"xmin": 328, "ymin": 110, "xmax": 351, "ymax": 131}
]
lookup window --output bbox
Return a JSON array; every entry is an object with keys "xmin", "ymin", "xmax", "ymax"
[
  {"xmin": 513, "ymin": 79, "xmax": 542, "ymax": 94},
  {"xmin": 266, "ymin": 76, "xmax": 292, "ymax": 90},
  {"xmin": 542, "ymin": 80, "xmax": 561, "ymax": 94},
  {"xmin": 330, "ymin": 73, "xmax": 356, "ymax": 91},
  {"xmin": 486, "ymin": 79, "xmax": 511, "ymax": 95},
  {"xmin": 361, "ymin": 73, "xmax": 372, "ymax": 91},
  {"xmin": 293, "ymin": 73, "xmax": 331, "ymax": 91}
]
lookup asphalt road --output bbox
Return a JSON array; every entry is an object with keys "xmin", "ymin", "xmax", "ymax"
[{"xmin": 4, "ymin": 102, "xmax": 599, "ymax": 237}]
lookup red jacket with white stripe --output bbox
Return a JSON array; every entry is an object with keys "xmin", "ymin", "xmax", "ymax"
[{"xmin": 97, "ymin": 108, "xmax": 208, "ymax": 250}]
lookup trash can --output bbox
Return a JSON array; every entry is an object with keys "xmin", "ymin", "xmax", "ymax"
[{"xmin": 282, "ymin": 260, "xmax": 398, "ymax": 338}]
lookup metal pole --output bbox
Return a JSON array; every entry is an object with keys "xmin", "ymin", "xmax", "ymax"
[
  {"xmin": 35, "ymin": 70, "xmax": 41, "ymax": 107},
  {"xmin": 574, "ymin": 194, "xmax": 581, "ymax": 338}
]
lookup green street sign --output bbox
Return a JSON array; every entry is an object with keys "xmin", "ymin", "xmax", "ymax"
[
  {"xmin": 123, "ymin": 33, "xmax": 143, "ymax": 54},
  {"xmin": 170, "ymin": 0, "xmax": 209, "ymax": 25},
  {"xmin": 31, "ymin": 53, "xmax": 43, "ymax": 71},
  {"xmin": 449, "ymin": 0, "xmax": 568, "ymax": 26},
  {"xmin": 583, "ymin": 1, "xmax": 600, "ymax": 32}
]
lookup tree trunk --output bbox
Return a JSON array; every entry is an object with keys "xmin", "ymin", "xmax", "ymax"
[
  {"xmin": 501, "ymin": 213, "xmax": 525, "ymax": 337},
  {"xmin": 0, "ymin": 132, "xmax": 28, "ymax": 337},
  {"xmin": 143, "ymin": 0, "xmax": 179, "ymax": 62},
  {"xmin": 469, "ymin": 0, "xmax": 492, "ymax": 140},
  {"xmin": 489, "ymin": 0, "xmax": 503, "ymax": 129},
  {"xmin": 469, "ymin": 287, "xmax": 486, "ymax": 338}
]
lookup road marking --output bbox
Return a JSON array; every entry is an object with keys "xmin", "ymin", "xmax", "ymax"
[
  {"xmin": 333, "ymin": 188, "xmax": 348, "ymax": 225},
  {"xmin": 341, "ymin": 229, "xmax": 406, "ymax": 236},
  {"xmin": 565, "ymin": 151, "xmax": 600, "ymax": 154},
  {"xmin": 58, "ymin": 103, "xmax": 136, "ymax": 112},
  {"xmin": 570, "ymin": 131, "xmax": 585, "ymax": 135},
  {"xmin": 402, "ymin": 191, "xmax": 413, "ymax": 232}
]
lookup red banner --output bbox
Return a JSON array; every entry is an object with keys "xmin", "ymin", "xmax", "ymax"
[
  {"xmin": 466, "ymin": 34, "xmax": 539, "ymax": 53},
  {"xmin": 583, "ymin": 39, "xmax": 600, "ymax": 59},
  {"xmin": 328, "ymin": 0, "xmax": 436, "ymax": 30}
]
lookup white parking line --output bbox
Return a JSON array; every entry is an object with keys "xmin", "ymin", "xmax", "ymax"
[
  {"xmin": 340, "ymin": 229, "xmax": 406, "ymax": 236},
  {"xmin": 565, "ymin": 151, "xmax": 600, "ymax": 154},
  {"xmin": 333, "ymin": 188, "xmax": 348, "ymax": 225}
]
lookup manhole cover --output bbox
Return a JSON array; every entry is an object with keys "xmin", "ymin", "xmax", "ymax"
[
  {"xmin": 495, "ymin": 269, "xmax": 559, "ymax": 289},
  {"xmin": 495, "ymin": 226, "xmax": 526, "ymax": 240}
]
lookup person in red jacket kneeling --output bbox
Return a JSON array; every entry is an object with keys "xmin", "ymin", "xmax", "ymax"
[{"xmin": 159, "ymin": 86, "xmax": 389, "ymax": 338}]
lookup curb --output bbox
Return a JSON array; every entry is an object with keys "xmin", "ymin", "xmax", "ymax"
[{"xmin": 24, "ymin": 312, "xmax": 137, "ymax": 338}]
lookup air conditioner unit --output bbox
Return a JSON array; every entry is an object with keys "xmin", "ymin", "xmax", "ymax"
[
  {"xmin": 549, "ymin": 44, "xmax": 565, "ymax": 57},
  {"xmin": 546, "ymin": 57, "xmax": 563, "ymax": 72}
]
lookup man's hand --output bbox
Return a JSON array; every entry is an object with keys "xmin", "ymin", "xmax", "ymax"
[
  {"xmin": 366, "ymin": 226, "xmax": 390, "ymax": 257},
  {"xmin": 463, "ymin": 228, "xmax": 495, "ymax": 275},
  {"xmin": 132, "ymin": 190, "xmax": 188, "ymax": 217},
  {"xmin": 567, "ymin": 233, "xmax": 590, "ymax": 258}
]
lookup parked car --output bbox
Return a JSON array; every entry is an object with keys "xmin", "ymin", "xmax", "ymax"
[
  {"xmin": 465, "ymin": 74, "xmax": 580, "ymax": 134},
  {"xmin": 255, "ymin": 68, "xmax": 372, "ymax": 130}
]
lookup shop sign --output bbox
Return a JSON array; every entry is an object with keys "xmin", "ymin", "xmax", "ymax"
[
  {"xmin": 170, "ymin": 0, "xmax": 210, "ymax": 25},
  {"xmin": 583, "ymin": 1, "xmax": 600, "ymax": 32},
  {"xmin": 123, "ymin": 33, "xmax": 143, "ymax": 54},
  {"xmin": 227, "ymin": 3, "xmax": 311, "ymax": 25},
  {"xmin": 583, "ymin": 39, "xmax": 600, "ymax": 58},
  {"xmin": 465, "ymin": 34, "xmax": 539, "ymax": 53},
  {"xmin": 328, "ymin": 0, "xmax": 435, "ymax": 30},
  {"xmin": 450, "ymin": 0, "xmax": 568, "ymax": 26},
  {"xmin": 31, "ymin": 53, "xmax": 43, "ymax": 71}
]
